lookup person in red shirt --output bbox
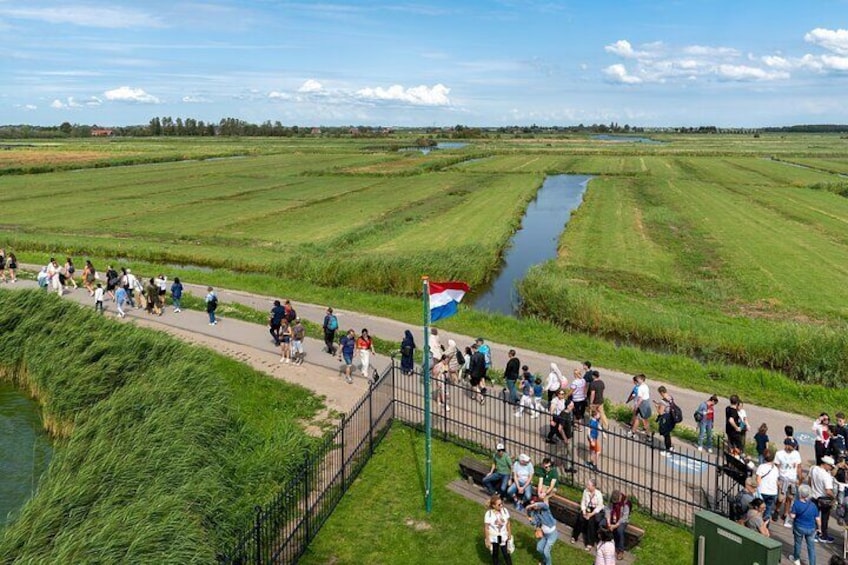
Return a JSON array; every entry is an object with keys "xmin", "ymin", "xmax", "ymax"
[
  {"xmin": 696, "ymin": 395, "xmax": 719, "ymax": 453},
  {"xmin": 356, "ymin": 328, "xmax": 376, "ymax": 382}
]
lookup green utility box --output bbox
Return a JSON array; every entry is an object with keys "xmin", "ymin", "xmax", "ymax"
[{"xmin": 693, "ymin": 510, "xmax": 782, "ymax": 565}]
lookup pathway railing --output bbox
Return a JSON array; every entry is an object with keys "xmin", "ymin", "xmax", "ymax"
[{"xmin": 220, "ymin": 360, "xmax": 738, "ymax": 563}]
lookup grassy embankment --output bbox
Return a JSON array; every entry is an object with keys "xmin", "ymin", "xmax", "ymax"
[
  {"xmin": 300, "ymin": 424, "xmax": 692, "ymax": 565},
  {"xmin": 0, "ymin": 290, "xmax": 323, "ymax": 563}
]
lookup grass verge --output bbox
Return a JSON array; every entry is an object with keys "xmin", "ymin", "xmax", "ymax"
[{"xmin": 300, "ymin": 423, "xmax": 692, "ymax": 565}]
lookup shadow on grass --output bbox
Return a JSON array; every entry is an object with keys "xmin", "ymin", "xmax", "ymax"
[{"xmin": 406, "ymin": 428, "xmax": 426, "ymax": 497}]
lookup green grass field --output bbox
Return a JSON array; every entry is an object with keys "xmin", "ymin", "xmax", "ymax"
[
  {"xmin": 3, "ymin": 133, "xmax": 848, "ymax": 390},
  {"xmin": 300, "ymin": 424, "xmax": 692, "ymax": 565}
]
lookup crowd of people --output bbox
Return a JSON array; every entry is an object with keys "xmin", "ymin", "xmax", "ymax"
[{"xmin": 482, "ymin": 442, "xmax": 631, "ymax": 564}]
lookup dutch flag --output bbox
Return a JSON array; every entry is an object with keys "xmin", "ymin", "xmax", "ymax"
[{"xmin": 429, "ymin": 281, "xmax": 470, "ymax": 322}]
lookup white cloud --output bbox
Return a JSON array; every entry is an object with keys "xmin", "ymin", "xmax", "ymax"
[
  {"xmin": 355, "ymin": 84, "xmax": 451, "ymax": 106},
  {"xmin": 716, "ymin": 64, "xmax": 788, "ymax": 81},
  {"xmin": 821, "ymin": 55, "xmax": 848, "ymax": 71},
  {"xmin": 49, "ymin": 96, "xmax": 102, "ymax": 109},
  {"xmin": 0, "ymin": 5, "xmax": 163, "ymax": 29},
  {"xmin": 603, "ymin": 64, "xmax": 642, "ymax": 84},
  {"xmin": 298, "ymin": 79, "xmax": 324, "ymax": 93},
  {"xmin": 20, "ymin": 104, "xmax": 37, "ymax": 111},
  {"xmin": 268, "ymin": 91, "xmax": 292, "ymax": 100},
  {"xmin": 182, "ymin": 95, "xmax": 211, "ymax": 103},
  {"xmin": 761, "ymin": 55, "xmax": 791, "ymax": 70},
  {"xmin": 805, "ymin": 28, "xmax": 848, "ymax": 55},
  {"xmin": 604, "ymin": 40, "xmax": 653, "ymax": 59},
  {"xmin": 104, "ymin": 86, "xmax": 160, "ymax": 104},
  {"xmin": 683, "ymin": 45, "xmax": 740, "ymax": 57}
]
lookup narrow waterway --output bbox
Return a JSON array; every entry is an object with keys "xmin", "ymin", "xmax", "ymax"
[
  {"xmin": 0, "ymin": 382, "xmax": 52, "ymax": 528},
  {"xmin": 472, "ymin": 174, "xmax": 592, "ymax": 315}
]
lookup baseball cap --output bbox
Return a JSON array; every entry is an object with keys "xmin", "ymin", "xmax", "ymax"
[
  {"xmin": 822, "ymin": 455, "xmax": 835, "ymax": 466},
  {"xmin": 496, "ymin": 443, "xmax": 505, "ymax": 451},
  {"xmin": 518, "ymin": 453, "xmax": 530, "ymax": 463}
]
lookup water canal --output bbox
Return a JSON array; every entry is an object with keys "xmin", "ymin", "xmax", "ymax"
[
  {"xmin": 0, "ymin": 382, "xmax": 52, "ymax": 528},
  {"xmin": 472, "ymin": 174, "xmax": 592, "ymax": 316}
]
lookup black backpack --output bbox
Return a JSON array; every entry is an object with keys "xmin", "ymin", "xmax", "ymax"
[
  {"xmin": 669, "ymin": 399, "xmax": 683, "ymax": 424},
  {"xmin": 456, "ymin": 350, "xmax": 466, "ymax": 366},
  {"xmin": 728, "ymin": 494, "xmax": 747, "ymax": 522}
]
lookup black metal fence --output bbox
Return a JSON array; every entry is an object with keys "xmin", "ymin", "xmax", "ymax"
[{"xmin": 220, "ymin": 360, "xmax": 737, "ymax": 563}]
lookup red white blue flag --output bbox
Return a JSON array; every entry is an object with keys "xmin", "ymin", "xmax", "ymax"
[{"xmin": 429, "ymin": 281, "xmax": 470, "ymax": 322}]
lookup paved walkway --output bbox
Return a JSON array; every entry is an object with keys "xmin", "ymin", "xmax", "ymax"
[{"xmin": 12, "ymin": 265, "xmax": 820, "ymax": 464}]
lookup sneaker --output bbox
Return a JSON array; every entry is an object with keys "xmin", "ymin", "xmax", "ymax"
[
  {"xmin": 784, "ymin": 517, "xmax": 793, "ymax": 528},
  {"xmin": 515, "ymin": 503, "xmax": 524, "ymax": 512},
  {"xmin": 707, "ymin": 448, "xmax": 714, "ymax": 454},
  {"xmin": 174, "ymin": 308, "xmax": 181, "ymax": 313},
  {"xmin": 792, "ymin": 560, "xmax": 800, "ymax": 565},
  {"xmin": 822, "ymin": 535, "xmax": 835, "ymax": 543},
  {"xmin": 446, "ymin": 406, "xmax": 450, "ymax": 412},
  {"xmin": 814, "ymin": 532, "xmax": 822, "ymax": 543},
  {"xmin": 345, "ymin": 375, "xmax": 353, "ymax": 384},
  {"xmin": 697, "ymin": 446, "xmax": 703, "ymax": 452},
  {"xmin": 514, "ymin": 412, "xmax": 523, "ymax": 417},
  {"xmin": 285, "ymin": 358, "xmax": 290, "ymax": 364},
  {"xmin": 661, "ymin": 451, "xmax": 669, "ymax": 457},
  {"xmin": 626, "ymin": 430, "xmax": 634, "ymax": 437}
]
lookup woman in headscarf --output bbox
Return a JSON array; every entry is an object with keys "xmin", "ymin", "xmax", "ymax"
[
  {"xmin": 400, "ymin": 330, "xmax": 416, "ymax": 376},
  {"xmin": 546, "ymin": 363, "xmax": 564, "ymax": 403}
]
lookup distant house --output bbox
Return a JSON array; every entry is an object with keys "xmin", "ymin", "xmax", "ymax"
[
  {"xmin": 311, "ymin": 127, "xmax": 322, "ymax": 136},
  {"xmin": 91, "ymin": 128, "xmax": 114, "ymax": 137}
]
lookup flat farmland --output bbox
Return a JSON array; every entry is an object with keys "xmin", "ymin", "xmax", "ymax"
[
  {"xmin": 0, "ymin": 139, "xmax": 541, "ymax": 293},
  {"xmin": 520, "ymin": 152, "xmax": 848, "ymax": 385}
]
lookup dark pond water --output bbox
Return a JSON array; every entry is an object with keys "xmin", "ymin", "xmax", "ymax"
[
  {"xmin": 471, "ymin": 175, "xmax": 592, "ymax": 315},
  {"xmin": 0, "ymin": 383, "xmax": 52, "ymax": 528}
]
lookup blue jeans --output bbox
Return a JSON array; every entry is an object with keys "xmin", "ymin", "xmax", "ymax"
[
  {"xmin": 208, "ymin": 310, "xmax": 216, "ymax": 324},
  {"xmin": 698, "ymin": 422, "xmax": 713, "ymax": 449},
  {"xmin": 613, "ymin": 523, "xmax": 627, "ymax": 552},
  {"xmin": 507, "ymin": 480, "xmax": 532, "ymax": 505},
  {"xmin": 536, "ymin": 529, "xmax": 558, "ymax": 565},
  {"xmin": 506, "ymin": 379, "xmax": 518, "ymax": 403},
  {"xmin": 172, "ymin": 296, "xmax": 181, "ymax": 310},
  {"xmin": 793, "ymin": 525, "xmax": 816, "ymax": 565},
  {"xmin": 482, "ymin": 472, "xmax": 510, "ymax": 496},
  {"xmin": 761, "ymin": 494, "xmax": 777, "ymax": 523}
]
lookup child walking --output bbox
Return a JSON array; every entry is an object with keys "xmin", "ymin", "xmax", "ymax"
[
  {"xmin": 754, "ymin": 423, "xmax": 769, "ymax": 465},
  {"xmin": 514, "ymin": 370, "xmax": 534, "ymax": 417},
  {"xmin": 94, "ymin": 283, "xmax": 104, "ymax": 314},
  {"xmin": 587, "ymin": 408, "xmax": 602, "ymax": 470},
  {"xmin": 532, "ymin": 377, "xmax": 545, "ymax": 419}
]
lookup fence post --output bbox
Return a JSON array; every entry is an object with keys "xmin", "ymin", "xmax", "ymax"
[
  {"xmin": 304, "ymin": 454, "xmax": 311, "ymax": 544},
  {"xmin": 253, "ymin": 505, "xmax": 262, "ymax": 565},
  {"xmin": 502, "ymin": 389, "xmax": 507, "ymax": 445},
  {"xmin": 341, "ymin": 416, "xmax": 347, "ymax": 489},
  {"xmin": 368, "ymin": 383, "xmax": 374, "ymax": 456},
  {"xmin": 649, "ymin": 432, "xmax": 655, "ymax": 518}
]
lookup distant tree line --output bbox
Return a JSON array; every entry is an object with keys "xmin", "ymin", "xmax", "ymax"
[{"xmin": 762, "ymin": 124, "xmax": 848, "ymax": 133}]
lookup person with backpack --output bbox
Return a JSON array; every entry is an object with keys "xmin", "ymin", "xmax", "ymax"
[
  {"xmin": 655, "ymin": 386, "xmax": 676, "ymax": 455},
  {"xmin": 731, "ymin": 477, "xmax": 759, "ymax": 524},
  {"xmin": 695, "ymin": 395, "xmax": 719, "ymax": 453},
  {"xmin": 205, "ymin": 286, "xmax": 218, "ymax": 326},
  {"xmin": 322, "ymin": 307, "xmax": 338, "ymax": 354},
  {"xmin": 269, "ymin": 300, "xmax": 286, "ymax": 346}
]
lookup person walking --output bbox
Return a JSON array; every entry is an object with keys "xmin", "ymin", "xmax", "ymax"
[
  {"xmin": 291, "ymin": 318, "xmax": 306, "ymax": 365},
  {"xmin": 504, "ymin": 350, "xmax": 520, "ymax": 404},
  {"xmin": 6, "ymin": 252, "xmax": 17, "ymax": 282},
  {"xmin": 338, "ymin": 329, "xmax": 356, "ymax": 384},
  {"xmin": 278, "ymin": 319, "xmax": 292, "ymax": 364},
  {"xmin": 594, "ymin": 528, "xmax": 616, "ymax": 565},
  {"xmin": 695, "ymin": 395, "xmax": 719, "ymax": 453},
  {"xmin": 628, "ymin": 374, "xmax": 651, "ymax": 438},
  {"xmin": 484, "ymin": 494, "xmax": 512, "ymax": 565},
  {"xmin": 546, "ymin": 362, "xmax": 563, "ymax": 403},
  {"xmin": 82, "ymin": 260, "xmax": 96, "ymax": 295},
  {"xmin": 356, "ymin": 328, "xmax": 375, "ymax": 381},
  {"xmin": 145, "ymin": 278, "xmax": 159, "ymax": 315},
  {"xmin": 170, "ymin": 277, "xmax": 183, "ymax": 313},
  {"xmin": 527, "ymin": 493, "xmax": 558, "ymax": 565},
  {"xmin": 726, "ymin": 395, "xmax": 744, "ymax": 453},
  {"xmin": 115, "ymin": 285, "xmax": 128, "ymax": 318},
  {"xmin": 64, "ymin": 257, "xmax": 78, "ymax": 289},
  {"xmin": 810, "ymin": 455, "xmax": 836, "ymax": 543},
  {"xmin": 790, "ymin": 484, "xmax": 820, "ymax": 565},
  {"xmin": 322, "ymin": 307, "xmax": 338, "ymax": 354},
  {"xmin": 756, "ymin": 450, "xmax": 779, "ymax": 527},
  {"xmin": 205, "ymin": 286, "xmax": 218, "ymax": 325},
  {"xmin": 400, "ymin": 330, "xmax": 416, "ymax": 376},
  {"xmin": 0, "ymin": 248, "xmax": 6, "ymax": 283},
  {"xmin": 93, "ymin": 283, "xmax": 104, "ymax": 314}
]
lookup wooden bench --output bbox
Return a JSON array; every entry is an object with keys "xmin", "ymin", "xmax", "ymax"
[{"xmin": 459, "ymin": 456, "xmax": 645, "ymax": 550}]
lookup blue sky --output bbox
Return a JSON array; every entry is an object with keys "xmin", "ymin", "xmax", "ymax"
[{"xmin": 2, "ymin": 1, "xmax": 847, "ymax": 127}]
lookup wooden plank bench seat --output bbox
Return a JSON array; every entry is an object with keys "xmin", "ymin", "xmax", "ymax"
[{"xmin": 459, "ymin": 456, "xmax": 645, "ymax": 550}]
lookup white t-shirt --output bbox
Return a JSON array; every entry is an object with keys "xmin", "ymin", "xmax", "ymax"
[
  {"xmin": 775, "ymin": 449, "xmax": 801, "ymax": 482},
  {"xmin": 756, "ymin": 462, "xmax": 778, "ymax": 496},
  {"xmin": 810, "ymin": 465, "xmax": 834, "ymax": 499},
  {"xmin": 485, "ymin": 508, "xmax": 510, "ymax": 544},
  {"xmin": 512, "ymin": 461, "xmax": 534, "ymax": 485},
  {"xmin": 571, "ymin": 377, "xmax": 586, "ymax": 402},
  {"xmin": 636, "ymin": 383, "xmax": 650, "ymax": 402}
]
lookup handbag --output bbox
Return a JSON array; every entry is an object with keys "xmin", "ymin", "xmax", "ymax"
[
  {"xmin": 506, "ymin": 536, "xmax": 515, "ymax": 554},
  {"xmin": 534, "ymin": 527, "xmax": 544, "ymax": 539}
]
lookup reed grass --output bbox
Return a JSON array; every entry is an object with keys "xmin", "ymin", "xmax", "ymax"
[{"xmin": 0, "ymin": 289, "xmax": 323, "ymax": 563}]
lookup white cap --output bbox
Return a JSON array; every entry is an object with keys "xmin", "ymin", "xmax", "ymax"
[
  {"xmin": 822, "ymin": 455, "xmax": 835, "ymax": 466},
  {"xmin": 496, "ymin": 443, "xmax": 505, "ymax": 451},
  {"xmin": 518, "ymin": 453, "xmax": 530, "ymax": 463}
]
